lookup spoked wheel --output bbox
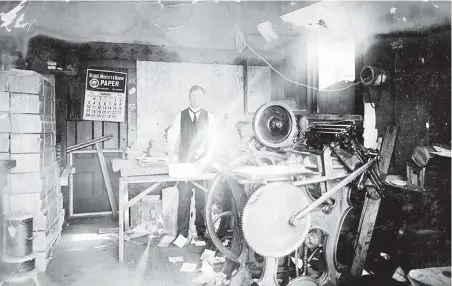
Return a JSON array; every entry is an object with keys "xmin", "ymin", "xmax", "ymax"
[{"xmin": 206, "ymin": 151, "xmax": 287, "ymax": 264}]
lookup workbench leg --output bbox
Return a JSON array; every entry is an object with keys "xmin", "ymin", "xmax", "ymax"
[
  {"xmin": 96, "ymin": 143, "xmax": 118, "ymax": 217},
  {"xmin": 119, "ymin": 181, "xmax": 124, "ymax": 263},
  {"xmin": 350, "ymin": 192, "xmax": 381, "ymax": 277},
  {"xmin": 124, "ymin": 183, "xmax": 130, "ymax": 231}
]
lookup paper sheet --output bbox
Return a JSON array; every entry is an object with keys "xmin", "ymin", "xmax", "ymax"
[
  {"xmin": 291, "ymin": 256, "xmax": 304, "ymax": 269},
  {"xmin": 392, "ymin": 266, "xmax": 407, "ymax": 282},
  {"xmin": 195, "ymin": 240, "xmax": 206, "ymax": 247},
  {"xmin": 180, "ymin": 263, "xmax": 198, "ymax": 273},
  {"xmin": 363, "ymin": 103, "xmax": 378, "ymax": 149},
  {"xmin": 173, "ymin": 234, "xmax": 188, "ymax": 248},
  {"xmin": 168, "ymin": 256, "xmax": 184, "ymax": 263},
  {"xmin": 192, "ymin": 261, "xmax": 215, "ymax": 284},
  {"xmin": 157, "ymin": 234, "xmax": 176, "ymax": 247}
]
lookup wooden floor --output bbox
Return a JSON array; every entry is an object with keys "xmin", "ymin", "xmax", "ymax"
[{"xmin": 39, "ymin": 216, "xmax": 206, "ymax": 286}]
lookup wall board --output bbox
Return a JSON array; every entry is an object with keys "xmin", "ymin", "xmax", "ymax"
[{"xmin": 136, "ymin": 61, "xmax": 245, "ymax": 151}]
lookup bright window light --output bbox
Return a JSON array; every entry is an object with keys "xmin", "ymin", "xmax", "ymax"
[{"xmin": 318, "ymin": 34, "xmax": 355, "ymax": 90}]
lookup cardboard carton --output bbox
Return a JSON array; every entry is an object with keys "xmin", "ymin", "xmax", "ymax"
[
  {"xmin": 11, "ymin": 114, "xmax": 55, "ymax": 134},
  {"xmin": 10, "ymin": 133, "xmax": 55, "ymax": 153},
  {"xmin": 0, "ymin": 133, "xmax": 9, "ymax": 152},
  {"xmin": 0, "ymin": 91, "xmax": 9, "ymax": 112},
  {"xmin": 0, "ymin": 112, "xmax": 10, "ymax": 133}
]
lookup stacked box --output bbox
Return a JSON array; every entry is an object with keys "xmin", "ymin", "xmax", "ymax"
[{"xmin": 0, "ymin": 70, "xmax": 64, "ymax": 272}]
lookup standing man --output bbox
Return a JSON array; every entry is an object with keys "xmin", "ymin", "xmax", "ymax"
[{"xmin": 167, "ymin": 85, "xmax": 217, "ymax": 243}]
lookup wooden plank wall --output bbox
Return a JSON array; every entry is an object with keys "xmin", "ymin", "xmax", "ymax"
[
  {"xmin": 58, "ymin": 59, "xmax": 136, "ymax": 213},
  {"xmin": 357, "ymin": 27, "xmax": 451, "ymax": 174}
]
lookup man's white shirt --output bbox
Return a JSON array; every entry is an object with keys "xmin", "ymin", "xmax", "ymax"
[{"xmin": 167, "ymin": 108, "xmax": 217, "ymax": 162}]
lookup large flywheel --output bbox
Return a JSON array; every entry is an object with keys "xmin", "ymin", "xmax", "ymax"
[
  {"xmin": 205, "ymin": 151, "xmax": 287, "ymax": 263},
  {"xmin": 242, "ymin": 182, "xmax": 312, "ymax": 258},
  {"xmin": 252, "ymin": 102, "xmax": 297, "ymax": 148}
]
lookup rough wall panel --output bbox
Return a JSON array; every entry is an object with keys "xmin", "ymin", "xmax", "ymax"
[{"xmin": 136, "ymin": 61, "xmax": 244, "ymax": 151}]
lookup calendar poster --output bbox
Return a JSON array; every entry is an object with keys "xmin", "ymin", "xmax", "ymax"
[{"xmin": 83, "ymin": 69, "xmax": 127, "ymax": 122}]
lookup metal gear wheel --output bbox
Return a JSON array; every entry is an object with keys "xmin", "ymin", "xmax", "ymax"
[
  {"xmin": 241, "ymin": 182, "xmax": 312, "ymax": 258},
  {"xmin": 305, "ymin": 229, "xmax": 323, "ymax": 250}
]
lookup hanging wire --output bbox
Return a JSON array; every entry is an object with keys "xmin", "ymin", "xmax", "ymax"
[{"xmin": 148, "ymin": 3, "xmax": 163, "ymax": 25}]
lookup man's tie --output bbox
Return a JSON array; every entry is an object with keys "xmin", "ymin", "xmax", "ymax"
[{"xmin": 191, "ymin": 109, "xmax": 199, "ymax": 125}]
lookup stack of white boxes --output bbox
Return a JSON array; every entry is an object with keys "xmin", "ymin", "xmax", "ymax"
[{"xmin": 0, "ymin": 69, "xmax": 64, "ymax": 272}]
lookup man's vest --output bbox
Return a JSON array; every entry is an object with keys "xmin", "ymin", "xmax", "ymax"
[{"xmin": 178, "ymin": 108, "xmax": 209, "ymax": 163}]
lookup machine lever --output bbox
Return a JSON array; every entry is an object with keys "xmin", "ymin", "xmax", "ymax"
[{"xmin": 289, "ymin": 157, "xmax": 378, "ymax": 226}]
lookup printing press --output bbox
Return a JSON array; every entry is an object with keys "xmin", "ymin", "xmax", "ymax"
[{"xmin": 204, "ymin": 102, "xmax": 395, "ymax": 286}]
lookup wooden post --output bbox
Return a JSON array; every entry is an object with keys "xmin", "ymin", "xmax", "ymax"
[
  {"xmin": 350, "ymin": 193, "xmax": 381, "ymax": 276},
  {"xmin": 119, "ymin": 181, "xmax": 124, "ymax": 263},
  {"xmin": 95, "ymin": 143, "xmax": 118, "ymax": 217},
  {"xmin": 350, "ymin": 125, "xmax": 398, "ymax": 277}
]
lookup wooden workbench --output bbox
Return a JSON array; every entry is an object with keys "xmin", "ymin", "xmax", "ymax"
[{"xmin": 112, "ymin": 159, "xmax": 216, "ymax": 263}]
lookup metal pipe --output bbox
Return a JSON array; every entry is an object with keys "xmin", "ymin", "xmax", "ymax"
[
  {"xmin": 295, "ymin": 247, "xmax": 299, "ymax": 278},
  {"xmin": 314, "ymin": 131, "xmax": 343, "ymax": 134},
  {"xmin": 308, "ymin": 247, "xmax": 320, "ymax": 261},
  {"xmin": 290, "ymin": 157, "xmax": 377, "ymax": 226},
  {"xmin": 71, "ymin": 149, "xmax": 123, "ymax": 154},
  {"xmin": 66, "ymin": 135, "xmax": 113, "ymax": 152},
  {"xmin": 302, "ymin": 243, "xmax": 308, "ymax": 276},
  {"xmin": 312, "ymin": 127, "xmax": 350, "ymax": 130},
  {"xmin": 291, "ymin": 173, "xmax": 348, "ymax": 187},
  {"xmin": 313, "ymin": 124, "xmax": 352, "ymax": 127}
]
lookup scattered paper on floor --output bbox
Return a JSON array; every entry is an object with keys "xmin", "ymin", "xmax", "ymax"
[
  {"xmin": 180, "ymin": 263, "xmax": 197, "ymax": 273},
  {"xmin": 157, "ymin": 235, "xmax": 176, "ymax": 247},
  {"xmin": 392, "ymin": 266, "xmax": 407, "ymax": 282},
  {"xmin": 201, "ymin": 249, "xmax": 225, "ymax": 264},
  {"xmin": 173, "ymin": 234, "xmax": 188, "ymax": 248},
  {"xmin": 192, "ymin": 260, "xmax": 214, "ymax": 284},
  {"xmin": 168, "ymin": 256, "xmax": 184, "ymax": 263},
  {"xmin": 291, "ymin": 256, "xmax": 304, "ymax": 269},
  {"xmin": 195, "ymin": 240, "xmax": 206, "ymax": 246}
]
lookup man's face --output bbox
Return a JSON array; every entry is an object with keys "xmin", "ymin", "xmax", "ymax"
[{"xmin": 189, "ymin": 89, "xmax": 204, "ymax": 109}]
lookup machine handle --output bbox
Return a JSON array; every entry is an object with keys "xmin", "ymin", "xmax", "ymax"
[{"xmin": 289, "ymin": 157, "xmax": 378, "ymax": 226}]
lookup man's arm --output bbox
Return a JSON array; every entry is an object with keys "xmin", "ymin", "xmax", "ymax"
[{"xmin": 167, "ymin": 112, "xmax": 181, "ymax": 163}]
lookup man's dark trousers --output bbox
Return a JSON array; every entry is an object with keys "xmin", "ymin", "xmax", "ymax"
[{"xmin": 177, "ymin": 181, "xmax": 206, "ymax": 237}]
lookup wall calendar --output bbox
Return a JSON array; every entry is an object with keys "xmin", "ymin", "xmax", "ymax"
[{"xmin": 83, "ymin": 69, "xmax": 127, "ymax": 122}]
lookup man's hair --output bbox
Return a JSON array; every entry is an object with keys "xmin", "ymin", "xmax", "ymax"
[{"xmin": 189, "ymin": 85, "xmax": 205, "ymax": 94}]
